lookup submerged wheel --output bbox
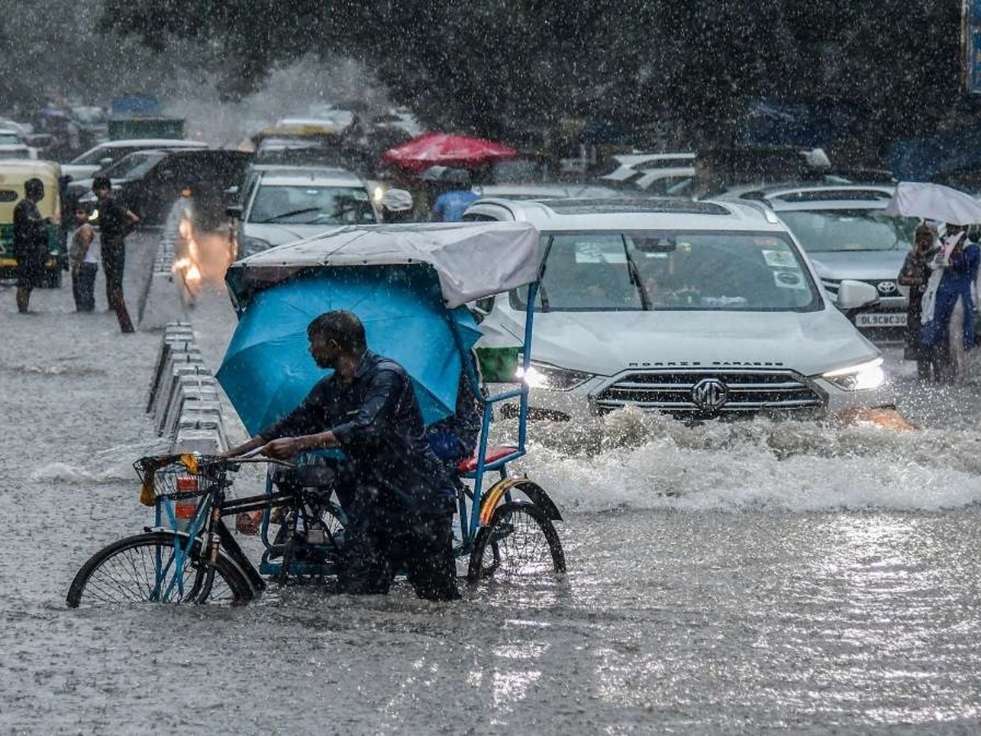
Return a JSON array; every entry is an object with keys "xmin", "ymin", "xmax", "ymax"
[
  {"xmin": 467, "ymin": 502, "xmax": 565, "ymax": 582},
  {"xmin": 66, "ymin": 531, "xmax": 254, "ymax": 608}
]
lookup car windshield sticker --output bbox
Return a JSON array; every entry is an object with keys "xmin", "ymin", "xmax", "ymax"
[
  {"xmin": 574, "ymin": 241, "xmax": 627, "ymax": 264},
  {"xmin": 761, "ymin": 249, "xmax": 796, "ymax": 268}
]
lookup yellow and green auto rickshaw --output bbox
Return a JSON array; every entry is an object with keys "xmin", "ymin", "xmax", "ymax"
[{"xmin": 0, "ymin": 160, "xmax": 65, "ymax": 288}]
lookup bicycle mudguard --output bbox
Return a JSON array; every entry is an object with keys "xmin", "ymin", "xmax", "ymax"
[{"xmin": 477, "ymin": 478, "xmax": 563, "ymax": 526}]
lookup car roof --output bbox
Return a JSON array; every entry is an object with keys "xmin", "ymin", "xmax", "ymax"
[
  {"xmin": 100, "ymin": 139, "xmax": 208, "ymax": 149},
  {"xmin": 466, "ymin": 196, "xmax": 785, "ymax": 232},
  {"xmin": 259, "ymin": 170, "xmax": 365, "ymax": 187},
  {"xmin": 474, "ymin": 184, "xmax": 622, "ymax": 199},
  {"xmin": 749, "ymin": 185, "xmax": 896, "ymax": 212}
]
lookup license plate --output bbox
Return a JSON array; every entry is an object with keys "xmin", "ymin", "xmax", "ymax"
[{"xmin": 856, "ymin": 312, "xmax": 906, "ymax": 327}]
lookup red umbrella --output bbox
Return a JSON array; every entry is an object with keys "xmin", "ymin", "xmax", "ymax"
[{"xmin": 381, "ymin": 132, "xmax": 518, "ymax": 174}]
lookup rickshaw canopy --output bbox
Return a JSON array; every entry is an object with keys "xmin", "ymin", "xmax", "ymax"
[{"xmin": 226, "ymin": 221, "xmax": 542, "ymax": 309}]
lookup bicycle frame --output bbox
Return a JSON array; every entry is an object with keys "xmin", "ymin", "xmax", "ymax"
[{"xmin": 452, "ymin": 281, "xmax": 540, "ymax": 544}]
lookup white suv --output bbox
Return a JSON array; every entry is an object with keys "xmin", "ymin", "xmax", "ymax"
[{"xmin": 463, "ymin": 197, "xmax": 895, "ymax": 422}]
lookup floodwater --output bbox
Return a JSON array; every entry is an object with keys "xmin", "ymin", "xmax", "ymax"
[{"xmin": 2, "ymin": 232, "xmax": 981, "ymax": 735}]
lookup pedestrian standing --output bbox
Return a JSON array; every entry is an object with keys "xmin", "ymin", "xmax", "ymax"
[
  {"xmin": 898, "ymin": 222, "xmax": 937, "ymax": 379},
  {"xmin": 68, "ymin": 206, "xmax": 98, "ymax": 312},
  {"xmin": 92, "ymin": 176, "xmax": 138, "ymax": 333},
  {"xmin": 13, "ymin": 177, "xmax": 49, "ymax": 314},
  {"xmin": 431, "ymin": 171, "xmax": 477, "ymax": 222},
  {"xmin": 919, "ymin": 224, "xmax": 980, "ymax": 383}
]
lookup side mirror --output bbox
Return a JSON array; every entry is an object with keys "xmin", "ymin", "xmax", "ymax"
[
  {"xmin": 225, "ymin": 204, "xmax": 243, "ymax": 220},
  {"xmin": 98, "ymin": 156, "xmax": 113, "ymax": 169},
  {"xmin": 835, "ymin": 280, "xmax": 879, "ymax": 311}
]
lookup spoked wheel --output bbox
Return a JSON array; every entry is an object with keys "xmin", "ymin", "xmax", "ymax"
[
  {"xmin": 66, "ymin": 532, "xmax": 254, "ymax": 608},
  {"xmin": 467, "ymin": 502, "xmax": 565, "ymax": 582}
]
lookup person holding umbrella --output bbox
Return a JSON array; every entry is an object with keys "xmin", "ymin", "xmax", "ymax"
[
  {"xmin": 898, "ymin": 222, "xmax": 938, "ymax": 379},
  {"xmin": 919, "ymin": 224, "xmax": 980, "ymax": 383},
  {"xmin": 223, "ymin": 310, "xmax": 461, "ymax": 602},
  {"xmin": 431, "ymin": 169, "xmax": 477, "ymax": 222}
]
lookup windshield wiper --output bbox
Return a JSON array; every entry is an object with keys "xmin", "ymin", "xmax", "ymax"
[
  {"xmin": 621, "ymin": 236, "xmax": 652, "ymax": 310},
  {"xmin": 257, "ymin": 207, "xmax": 322, "ymax": 224}
]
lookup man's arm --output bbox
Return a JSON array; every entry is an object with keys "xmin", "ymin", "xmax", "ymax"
[
  {"xmin": 262, "ymin": 370, "xmax": 403, "ymax": 459},
  {"xmin": 223, "ymin": 378, "xmax": 334, "ymax": 458}
]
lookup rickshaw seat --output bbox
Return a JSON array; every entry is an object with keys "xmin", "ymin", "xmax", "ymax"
[{"xmin": 457, "ymin": 446, "xmax": 518, "ymax": 474}]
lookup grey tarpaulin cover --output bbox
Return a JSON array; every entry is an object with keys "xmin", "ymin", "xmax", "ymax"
[{"xmin": 227, "ymin": 222, "xmax": 542, "ymax": 308}]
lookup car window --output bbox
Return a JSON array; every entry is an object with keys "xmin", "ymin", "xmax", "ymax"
[
  {"xmin": 513, "ymin": 230, "xmax": 820, "ymax": 312},
  {"xmin": 462, "ymin": 213, "xmax": 499, "ymax": 222},
  {"xmin": 100, "ymin": 152, "xmax": 159, "ymax": 180},
  {"xmin": 248, "ymin": 185, "xmax": 376, "ymax": 224},
  {"xmin": 778, "ymin": 209, "xmax": 915, "ymax": 252},
  {"xmin": 0, "ymin": 132, "xmax": 20, "ymax": 145},
  {"xmin": 72, "ymin": 147, "xmax": 112, "ymax": 165}
]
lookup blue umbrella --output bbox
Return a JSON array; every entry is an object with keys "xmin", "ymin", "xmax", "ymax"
[{"xmin": 217, "ymin": 267, "xmax": 481, "ymax": 436}]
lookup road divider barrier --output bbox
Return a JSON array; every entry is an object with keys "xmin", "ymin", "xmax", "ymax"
[{"xmin": 147, "ymin": 321, "xmax": 228, "ymax": 455}]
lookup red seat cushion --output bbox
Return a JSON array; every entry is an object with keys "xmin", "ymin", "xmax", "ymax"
[{"xmin": 457, "ymin": 446, "xmax": 518, "ymax": 474}]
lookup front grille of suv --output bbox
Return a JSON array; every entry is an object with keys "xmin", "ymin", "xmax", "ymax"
[{"xmin": 594, "ymin": 370, "xmax": 825, "ymax": 415}]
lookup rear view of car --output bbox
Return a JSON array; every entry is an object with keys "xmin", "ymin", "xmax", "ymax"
[{"xmin": 232, "ymin": 168, "xmax": 377, "ymax": 258}]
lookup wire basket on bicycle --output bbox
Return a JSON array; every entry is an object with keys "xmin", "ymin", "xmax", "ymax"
[{"xmin": 134, "ymin": 454, "xmax": 228, "ymax": 505}]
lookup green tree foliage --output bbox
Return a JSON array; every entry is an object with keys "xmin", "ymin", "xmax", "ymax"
[{"xmin": 99, "ymin": 0, "xmax": 964, "ymax": 153}]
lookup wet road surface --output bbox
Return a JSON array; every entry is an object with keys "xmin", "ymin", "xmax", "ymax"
[{"xmin": 2, "ymin": 232, "xmax": 981, "ymax": 734}]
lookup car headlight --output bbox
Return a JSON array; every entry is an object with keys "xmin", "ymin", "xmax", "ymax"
[
  {"xmin": 239, "ymin": 236, "xmax": 271, "ymax": 258},
  {"xmin": 514, "ymin": 361, "xmax": 593, "ymax": 390},
  {"xmin": 822, "ymin": 358, "xmax": 886, "ymax": 391}
]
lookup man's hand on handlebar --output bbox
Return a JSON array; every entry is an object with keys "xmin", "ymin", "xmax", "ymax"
[{"xmin": 261, "ymin": 437, "xmax": 306, "ymax": 459}]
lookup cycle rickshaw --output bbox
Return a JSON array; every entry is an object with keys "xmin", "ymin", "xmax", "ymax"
[{"xmin": 67, "ymin": 222, "xmax": 565, "ymax": 606}]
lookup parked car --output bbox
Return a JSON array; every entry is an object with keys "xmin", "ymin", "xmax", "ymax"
[
  {"xmin": 472, "ymin": 183, "xmax": 624, "ymax": 201},
  {"xmin": 61, "ymin": 138, "xmax": 208, "ymax": 181},
  {"xmin": 0, "ymin": 129, "xmax": 37, "ymax": 160},
  {"xmin": 463, "ymin": 197, "xmax": 893, "ymax": 422},
  {"xmin": 601, "ymin": 153, "xmax": 696, "ymax": 191},
  {"xmin": 76, "ymin": 148, "xmax": 251, "ymax": 226},
  {"xmin": 721, "ymin": 185, "xmax": 914, "ymax": 342},
  {"xmin": 228, "ymin": 167, "xmax": 376, "ymax": 258}
]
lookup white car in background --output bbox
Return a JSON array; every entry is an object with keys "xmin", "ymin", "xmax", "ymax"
[
  {"xmin": 723, "ymin": 185, "xmax": 912, "ymax": 342},
  {"xmin": 230, "ymin": 167, "xmax": 377, "ymax": 258},
  {"xmin": 61, "ymin": 138, "xmax": 208, "ymax": 181},
  {"xmin": 463, "ymin": 197, "xmax": 894, "ymax": 422},
  {"xmin": 0, "ymin": 130, "xmax": 36, "ymax": 160}
]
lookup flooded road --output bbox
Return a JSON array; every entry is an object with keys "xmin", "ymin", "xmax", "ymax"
[{"xmin": 2, "ymin": 234, "xmax": 981, "ymax": 734}]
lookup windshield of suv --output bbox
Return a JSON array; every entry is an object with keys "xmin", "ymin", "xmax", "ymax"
[
  {"xmin": 249, "ymin": 185, "xmax": 376, "ymax": 224},
  {"xmin": 513, "ymin": 231, "xmax": 820, "ymax": 312},
  {"xmin": 100, "ymin": 152, "xmax": 160, "ymax": 180},
  {"xmin": 778, "ymin": 209, "xmax": 914, "ymax": 252}
]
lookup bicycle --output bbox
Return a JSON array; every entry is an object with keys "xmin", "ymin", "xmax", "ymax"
[{"xmin": 66, "ymin": 454, "xmax": 340, "ymax": 607}]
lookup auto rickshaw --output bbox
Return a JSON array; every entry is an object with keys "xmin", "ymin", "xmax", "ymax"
[{"xmin": 0, "ymin": 160, "xmax": 66, "ymax": 288}]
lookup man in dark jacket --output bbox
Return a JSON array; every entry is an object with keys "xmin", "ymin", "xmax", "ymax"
[
  {"xmin": 225, "ymin": 310, "xmax": 460, "ymax": 601},
  {"xmin": 93, "ymin": 176, "xmax": 138, "ymax": 332},
  {"xmin": 13, "ymin": 178, "xmax": 49, "ymax": 313}
]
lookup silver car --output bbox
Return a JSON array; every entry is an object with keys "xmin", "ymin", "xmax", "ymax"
[{"xmin": 723, "ymin": 185, "xmax": 914, "ymax": 342}]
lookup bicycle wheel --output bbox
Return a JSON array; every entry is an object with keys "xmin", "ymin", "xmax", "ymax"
[
  {"xmin": 467, "ymin": 502, "xmax": 565, "ymax": 582},
  {"xmin": 66, "ymin": 531, "xmax": 254, "ymax": 608}
]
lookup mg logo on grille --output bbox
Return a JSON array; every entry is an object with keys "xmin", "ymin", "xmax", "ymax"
[
  {"xmin": 691, "ymin": 378, "xmax": 728, "ymax": 412},
  {"xmin": 877, "ymin": 281, "xmax": 898, "ymax": 295}
]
